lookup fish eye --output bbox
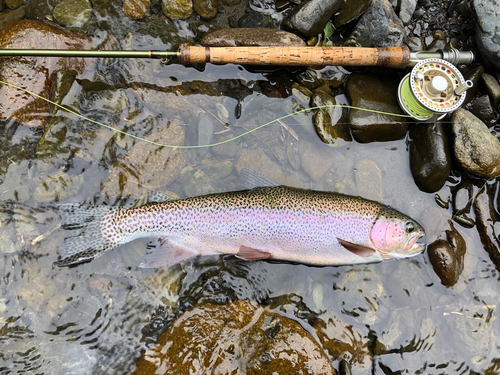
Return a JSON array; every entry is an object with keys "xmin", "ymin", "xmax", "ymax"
[{"xmin": 404, "ymin": 221, "xmax": 415, "ymax": 233}]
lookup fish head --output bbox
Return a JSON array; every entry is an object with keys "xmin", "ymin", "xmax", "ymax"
[{"xmin": 370, "ymin": 207, "xmax": 426, "ymax": 260}]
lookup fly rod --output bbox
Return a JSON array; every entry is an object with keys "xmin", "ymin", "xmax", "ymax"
[
  {"xmin": 0, "ymin": 45, "xmax": 475, "ymax": 121},
  {"xmin": 0, "ymin": 45, "xmax": 474, "ymax": 69}
]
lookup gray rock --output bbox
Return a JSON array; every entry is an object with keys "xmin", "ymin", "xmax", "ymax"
[
  {"xmin": 345, "ymin": 0, "xmax": 406, "ymax": 47},
  {"xmin": 482, "ymin": 73, "xmax": 500, "ymax": 109},
  {"xmin": 298, "ymin": 139, "xmax": 336, "ymax": 182},
  {"xmin": 469, "ymin": 95, "xmax": 497, "ymax": 125},
  {"xmin": 398, "ymin": 0, "xmax": 417, "ymax": 24},
  {"xmin": 53, "ymin": 0, "xmax": 92, "ymax": 27},
  {"xmin": 284, "ymin": 0, "xmax": 345, "ymax": 37},
  {"xmin": 162, "ymin": 0, "xmax": 193, "ymax": 19},
  {"xmin": 405, "ymin": 36, "xmax": 424, "ymax": 51},
  {"xmin": 451, "ymin": 108, "xmax": 500, "ymax": 179},
  {"xmin": 197, "ymin": 112, "xmax": 216, "ymax": 158},
  {"xmin": 473, "ymin": 0, "xmax": 500, "ymax": 70},
  {"xmin": 200, "ymin": 28, "xmax": 307, "ymax": 47}
]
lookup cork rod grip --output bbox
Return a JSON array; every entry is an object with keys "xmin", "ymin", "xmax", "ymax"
[{"xmin": 179, "ymin": 45, "xmax": 411, "ymax": 68}]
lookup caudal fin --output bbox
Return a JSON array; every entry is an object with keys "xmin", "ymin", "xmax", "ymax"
[{"xmin": 55, "ymin": 203, "xmax": 124, "ymax": 266}]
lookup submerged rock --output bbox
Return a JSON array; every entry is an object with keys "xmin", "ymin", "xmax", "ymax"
[
  {"xmin": 34, "ymin": 170, "xmax": 84, "ymax": 202},
  {"xmin": 194, "ymin": 0, "xmax": 217, "ymax": 19},
  {"xmin": 298, "ymin": 139, "xmax": 336, "ymax": 182},
  {"xmin": 123, "ymin": 0, "xmax": 150, "ymax": 19},
  {"xmin": 409, "ymin": 122, "xmax": 452, "ymax": 193},
  {"xmin": 354, "ymin": 159, "xmax": 382, "ymax": 202},
  {"xmin": 311, "ymin": 92, "xmax": 351, "ymax": 146},
  {"xmin": 162, "ymin": 0, "xmax": 192, "ymax": 19},
  {"xmin": 180, "ymin": 159, "xmax": 232, "ymax": 197},
  {"xmin": 283, "ymin": 0, "xmax": 345, "ymax": 37},
  {"xmin": 473, "ymin": 0, "xmax": 500, "ymax": 70},
  {"xmin": 473, "ymin": 186, "xmax": 500, "ymax": 272},
  {"xmin": 236, "ymin": 149, "xmax": 302, "ymax": 187},
  {"xmin": 134, "ymin": 300, "xmax": 337, "ymax": 375},
  {"xmin": 100, "ymin": 118, "xmax": 187, "ymax": 199},
  {"xmin": 53, "ymin": 0, "xmax": 92, "ymax": 27},
  {"xmin": 451, "ymin": 109, "xmax": 500, "ymax": 179},
  {"xmin": 344, "ymin": 0, "xmax": 405, "ymax": 47},
  {"xmin": 346, "ymin": 73, "xmax": 408, "ymax": 143},
  {"xmin": 428, "ymin": 221, "xmax": 467, "ymax": 287},
  {"xmin": 0, "ymin": 20, "xmax": 93, "ymax": 128},
  {"xmin": 200, "ymin": 28, "xmax": 307, "ymax": 47}
]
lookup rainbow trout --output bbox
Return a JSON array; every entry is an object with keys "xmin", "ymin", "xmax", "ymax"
[{"xmin": 55, "ymin": 186, "xmax": 426, "ymax": 268}]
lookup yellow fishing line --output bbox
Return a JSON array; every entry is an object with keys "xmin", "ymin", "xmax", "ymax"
[
  {"xmin": 400, "ymin": 77, "xmax": 434, "ymax": 119},
  {"xmin": 0, "ymin": 79, "xmax": 415, "ymax": 149}
]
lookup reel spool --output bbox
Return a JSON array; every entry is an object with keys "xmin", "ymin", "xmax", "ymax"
[{"xmin": 397, "ymin": 58, "xmax": 473, "ymax": 122}]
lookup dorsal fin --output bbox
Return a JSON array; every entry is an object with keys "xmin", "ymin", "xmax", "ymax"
[{"xmin": 240, "ymin": 168, "xmax": 280, "ymax": 190}]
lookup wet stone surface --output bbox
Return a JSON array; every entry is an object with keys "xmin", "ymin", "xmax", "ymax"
[
  {"xmin": 0, "ymin": 20, "xmax": 93, "ymax": 128},
  {"xmin": 409, "ymin": 122, "xmax": 452, "ymax": 193},
  {"xmin": 428, "ymin": 221, "xmax": 467, "ymax": 287},
  {"xmin": 344, "ymin": 0, "xmax": 405, "ymax": 47},
  {"xmin": 283, "ymin": 0, "xmax": 344, "ymax": 37},
  {"xmin": 451, "ymin": 108, "xmax": 500, "ymax": 179},
  {"xmin": 134, "ymin": 300, "xmax": 337, "ymax": 375},
  {"xmin": 346, "ymin": 73, "xmax": 408, "ymax": 143}
]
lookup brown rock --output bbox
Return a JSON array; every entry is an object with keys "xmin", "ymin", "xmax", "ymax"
[
  {"xmin": 428, "ymin": 221, "xmax": 466, "ymax": 287},
  {"xmin": 0, "ymin": 20, "xmax": 93, "ymax": 128},
  {"xmin": 134, "ymin": 300, "xmax": 337, "ymax": 375},
  {"xmin": 473, "ymin": 186, "xmax": 500, "ymax": 272},
  {"xmin": 123, "ymin": 0, "xmax": 150, "ymax": 19}
]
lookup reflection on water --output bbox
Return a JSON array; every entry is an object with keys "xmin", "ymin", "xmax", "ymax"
[{"xmin": 0, "ymin": 14, "xmax": 499, "ymax": 375}]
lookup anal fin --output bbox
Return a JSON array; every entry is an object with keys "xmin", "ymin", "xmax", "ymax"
[
  {"xmin": 139, "ymin": 239, "xmax": 199, "ymax": 268},
  {"xmin": 337, "ymin": 238, "xmax": 376, "ymax": 258},
  {"xmin": 236, "ymin": 245, "xmax": 272, "ymax": 260}
]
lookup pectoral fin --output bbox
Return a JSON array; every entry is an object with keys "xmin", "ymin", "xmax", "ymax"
[
  {"xmin": 236, "ymin": 245, "xmax": 272, "ymax": 260},
  {"xmin": 337, "ymin": 238, "xmax": 376, "ymax": 258}
]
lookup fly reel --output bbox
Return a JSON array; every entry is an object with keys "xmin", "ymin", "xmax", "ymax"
[{"xmin": 397, "ymin": 58, "xmax": 473, "ymax": 122}]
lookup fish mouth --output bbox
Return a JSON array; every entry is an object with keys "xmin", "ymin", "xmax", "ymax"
[{"xmin": 406, "ymin": 233, "xmax": 427, "ymax": 255}]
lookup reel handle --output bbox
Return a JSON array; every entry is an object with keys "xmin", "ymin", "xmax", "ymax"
[{"xmin": 179, "ymin": 45, "xmax": 411, "ymax": 68}]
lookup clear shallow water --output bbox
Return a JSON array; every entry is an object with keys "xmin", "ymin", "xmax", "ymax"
[{"xmin": 0, "ymin": 16, "xmax": 499, "ymax": 375}]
